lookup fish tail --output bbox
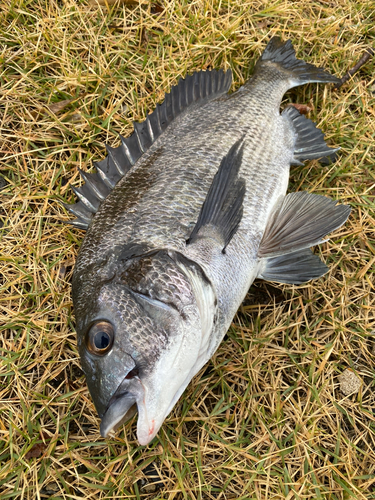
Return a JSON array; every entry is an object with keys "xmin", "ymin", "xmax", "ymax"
[{"xmin": 255, "ymin": 37, "xmax": 340, "ymax": 87}]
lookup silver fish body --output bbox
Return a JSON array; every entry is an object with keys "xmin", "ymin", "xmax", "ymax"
[{"xmin": 68, "ymin": 38, "xmax": 350, "ymax": 445}]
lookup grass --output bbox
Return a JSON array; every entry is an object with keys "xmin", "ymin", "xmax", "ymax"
[{"xmin": 0, "ymin": 0, "xmax": 374, "ymax": 498}]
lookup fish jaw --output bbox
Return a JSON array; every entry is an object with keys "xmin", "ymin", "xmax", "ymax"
[
  {"xmin": 135, "ymin": 327, "xmax": 204, "ymax": 445},
  {"xmin": 99, "ymin": 375, "xmax": 144, "ymax": 438},
  {"xmin": 80, "ymin": 343, "xmax": 138, "ymax": 420}
]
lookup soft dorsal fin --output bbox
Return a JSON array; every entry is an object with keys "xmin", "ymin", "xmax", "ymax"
[
  {"xmin": 258, "ymin": 191, "xmax": 351, "ymax": 258},
  {"xmin": 187, "ymin": 137, "xmax": 246, "ymax": 253},
  {"xmin": 64, "ymin": 69, "xmax": 233, "ymax": 229},
  {"xmin": 282, "ymin": 106, "xmax": 339, "ymax": 165}
]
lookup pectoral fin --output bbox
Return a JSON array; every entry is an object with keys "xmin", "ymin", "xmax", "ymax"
[{"xmin": 187, "ymin": 137, "xmax": 246, "ymax": 252}]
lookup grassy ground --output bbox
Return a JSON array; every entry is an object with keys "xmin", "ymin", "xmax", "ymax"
[{"xmin": 1, "ymin": 0, "xmax": 374, "ymax": 498}]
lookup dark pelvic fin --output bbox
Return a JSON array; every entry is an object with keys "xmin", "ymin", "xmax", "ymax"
[
  {"xmin": 255, "ymin": 37, "xmax": 341, "ymax": 87},
  {"xmin": 258, "ymin": 191, "xmax": 351, "ymax": 258},
  {"xmin": 64, "ymin": 69, "xmax": 233, "ymax": 230},
  {"xmin": 283, "ymin": 106, "xmax": 340, "ymax": 165},
  {"xmin": 259, "ymin": 248, "xmax": 328, "ymax": 284},
  {"xmin": 187, "ymin": 138, "xmax": 246, "ymax": 253}
]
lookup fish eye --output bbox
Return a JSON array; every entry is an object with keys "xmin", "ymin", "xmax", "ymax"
[{"xmin": 86, "ymin": 321, "xmax": 114, "ymax": 356}]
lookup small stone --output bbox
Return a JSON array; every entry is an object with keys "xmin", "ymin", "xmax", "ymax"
[
  {"xmin": 137, "ymin": 461, "xmax": 163, "ymax": 492},
  {"xmin": 338, "ymin": 369, "xmax": 362, "ymax": 395}
]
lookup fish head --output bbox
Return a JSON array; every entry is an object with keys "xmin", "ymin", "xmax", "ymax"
[{"xmin": 73, "ymin": 248, "xmax": 215, "ymax": 445}]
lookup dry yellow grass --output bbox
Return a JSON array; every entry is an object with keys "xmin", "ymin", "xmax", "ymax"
[{"xmin": 0, "ymin": 1, "xmax": 374, "ymax": 499}]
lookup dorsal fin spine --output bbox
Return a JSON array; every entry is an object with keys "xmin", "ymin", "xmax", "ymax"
[
  {"xmin": 62, "ymin": 201, "xmax": 92, "ymax": 223},
  {"xmin": 94, "ymin": 161, "xmax": 116, "ymax": 189},
  {"xmin": 166, "ymin": 92, "xmax": 173, "ymax": 121},
  {"xmin": 139, "ymin": 121, "xmax": 152, "ymax": 150},
  {"xmin": 133, "ymin": 124, "xmax": 145, "ymax": 153},
  {"xmin": 147, "ymin": 108, "xmax": 161, "ymax": 138},
  {"xmin": 154, "ymin": 106, "xmax": 162, "ymax": 133},
  {"xmin": 180, "ymin": 78, "xmax": 187, "ymax": 108},
  {"xmin": 205, "ymin": 72, "xmax": 210, "ymax": 96},
  {"xmin": 175, "ymin": 87, "xmax": 179, "ymax": 115},
  {"xmin": 70, "ymin": 186, "xmax": 97, "ymax": 213},
  {"xmin": 105, "ymin": 144, "xmax": 125, "ymax": 176},
  {"xmin": 192, "ymin": 74, "xmax": 202, "ymax": 102},
  {"xmin": 201, "ymin": 72, "xmax": 207, "ymax": 98},
  {"xmin": 156, "ymin": 104, "xmax": 166, "ymax": 132},
  {"xmin": 179, "ymin": 82, "xmax": 184, "ymax": 107},
  {"xmin": 213, "ymin": 72, "xmax": 218, "ymax": 93},
  {"xmin": 162, "ymin": 95, "xmax": 168, "ymax": 123},
  {"xmin": 211, "ymin": 72, "xmax": 216, "ymax": 93},
  {"xmin": 119, "ymin": 135, "xmax": 135, "ymax": 165},
  {"xmin": 78, "ymin": 169, "xmax": 106, "ymax": 201},
  {"xmin": 191, "ymin": 77, "xmax": 199, "ymax": 102},
  {"xmin": 171, "ymin": 85, "xmax": 178, "ymax": 116},
  {"xmin": 146, "ymin": 113, "xmax": 155, "ymax": 142}
]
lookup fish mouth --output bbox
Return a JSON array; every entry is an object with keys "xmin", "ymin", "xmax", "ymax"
[
  {"xmin": 99, "ymin": 372, "xmax": 180, "ymax": 446},
  {"xmin": 100, "ymin": 374, "xmax": 144, "ymax": 438}
]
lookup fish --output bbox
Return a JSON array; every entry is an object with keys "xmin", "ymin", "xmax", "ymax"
[{"xmin": 64, "ymin": 37, "xmax": 351, "ymax": 445}]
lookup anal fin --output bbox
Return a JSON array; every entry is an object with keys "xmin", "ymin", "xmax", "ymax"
[
  {"xmin": 283, "ymin": 106, "xmax": 339, "ymax": 164},
  {"xmin": 187, "ymin": 138, "xmax": 246, "ymax": 253},
  {"xmin": 258, "ymin": 248, "xmax": 328, "ymax": 284}
]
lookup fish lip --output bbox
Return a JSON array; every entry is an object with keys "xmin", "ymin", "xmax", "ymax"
[
  {"xmin": 100, "ymin": 401, "xmax": 137, "ymax": 438},
  {"xmin": 99, "ymin": 374, "xmax": 144, "ymax": 438}
]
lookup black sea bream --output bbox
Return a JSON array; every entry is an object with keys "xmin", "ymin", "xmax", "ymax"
[{"xmin": 65, "ymin": 38, "xmax": 350, "ymax": 445}]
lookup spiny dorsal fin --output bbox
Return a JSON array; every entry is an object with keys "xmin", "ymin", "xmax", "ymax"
[
  {"xmin": 187, "ymin": 137, "xmax": 246, "ymax": 253},
  {"xmin": 258, "ymin": 191, "xmax": 351, "ymax": 258},
  {"xmin": 64, "ymin": 69, "xmax": 233, "ymax": 230},
  {"xmin": 283, "ymin": 106, "xmax": 339, "ymax": 165},
  {"xmin": 258, "ymin": 248, "xmax": 328, "ymax": 284}
]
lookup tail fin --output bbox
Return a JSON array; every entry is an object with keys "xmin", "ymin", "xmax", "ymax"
[{"xmin": 256, "ymin": 37, "xmax": 340, "ymax": 87}]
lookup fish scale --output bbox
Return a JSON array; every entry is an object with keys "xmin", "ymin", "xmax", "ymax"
[{"xmin": 66, "ymin": 37, "xmax": 351, "ymax": 445}]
